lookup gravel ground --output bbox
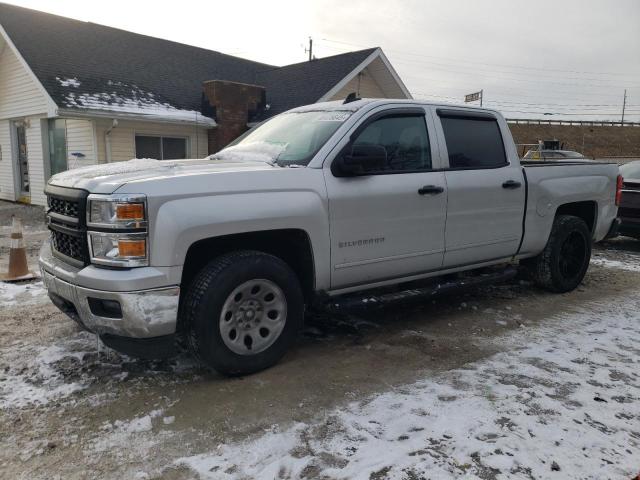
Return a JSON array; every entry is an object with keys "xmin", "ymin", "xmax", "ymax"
[{"xmin": 0, "ymin": 200, "xmax": 639, "ymax": 479}]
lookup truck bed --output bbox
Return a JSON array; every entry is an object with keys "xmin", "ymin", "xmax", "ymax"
[{"xmin": 518, "ymin": 160, "xmax": 619, "ymax": 256}]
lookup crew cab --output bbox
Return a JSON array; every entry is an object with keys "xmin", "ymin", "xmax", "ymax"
[{"xmin": 39, "ymin": 99, "xmax": 621, "ymax": 375}]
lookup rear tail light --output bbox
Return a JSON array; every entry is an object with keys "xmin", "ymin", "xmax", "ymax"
[{"xmin": 615, "ymin": 174, "xmax": 624, "ymax": 206}]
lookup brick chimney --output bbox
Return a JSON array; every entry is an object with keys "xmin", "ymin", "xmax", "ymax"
[{"xmin": 202, "ymin": 80, "xmax": 266, "ymax": 154}]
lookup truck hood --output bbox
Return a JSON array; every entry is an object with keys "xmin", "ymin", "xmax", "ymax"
[{"xmin": 48, "ymin": 158, "xmax": 276, "ymax": 193}]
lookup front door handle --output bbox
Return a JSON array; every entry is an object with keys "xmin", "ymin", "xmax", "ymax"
[
  {"xmin": 418, "ymin": 185, "xmax": 444, "ymax": 195},
  {"xmin": 502, "ymin": 180, "xmax": 522, "ymax": 189}
]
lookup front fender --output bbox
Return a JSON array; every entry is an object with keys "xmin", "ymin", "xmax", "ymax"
[{"xmin": 149, "ymin": 190, "xmax": 331, "ymax": 290}]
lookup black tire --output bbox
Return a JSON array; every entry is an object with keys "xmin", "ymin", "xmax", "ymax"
[
  {"xmin": 523, "ymin": 215, "xmax": 592, "ymax": 293},
  {"xmin": 182, "ymin": 250, "xmax": 304, "ymax": 376}
]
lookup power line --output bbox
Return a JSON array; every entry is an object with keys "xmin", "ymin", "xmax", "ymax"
[
  {"xmin": 412, "ymin": 94, "xmax": 640, "ymax": 116},
  {"xmin": 320, "ymin": 38, "xmax": 640, "ymax": 80},
  {"xmin": 317, "ymin": 41, "xmax": 640, "ymax": 103},
  {"xmin": 498, "ymin": 110, "xmax": 640, "ymax": 116},
  {"xmin": 413, "ymin": 93, "xmax": 636, "ymax": 108},
  {"xmin": 321, "ymin": 43, "xmax": 640, "ymax": 89},
  {"xmin": 317, "ymin": 38, "xmax": 640, "ymax": 120},
  {"xmin": 409, "ymin": 81, "xmax": 634, "ymax": 100},
  {"xmin": 390, "ymin": 57, "xmax": 640, "ymax": 90}
]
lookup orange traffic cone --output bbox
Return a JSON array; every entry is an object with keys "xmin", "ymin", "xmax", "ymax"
[{"xmin": 1, "ymin": 216, "xmax": 37, "ymax": 282}]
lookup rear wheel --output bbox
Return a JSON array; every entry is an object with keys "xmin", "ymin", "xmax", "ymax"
[
  {"xmin": 523, "ymin": 215, "xmax": 591, "ymax": 293},
  {"xmin": 182, "ymin": 250, "xmax": 304, "ymax": 376}
]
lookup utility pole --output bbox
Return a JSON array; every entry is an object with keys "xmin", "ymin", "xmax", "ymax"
[
  {"xmin": 621, "ymin": 89, "xmax": 627, "ymax": 125},
  {"xmin": 305, "ymin": 37, "xmax": 313, "ymax": 61},
  {"xmin": 480, "ymin": 89, "xmax": 483, "ymax": 107}
]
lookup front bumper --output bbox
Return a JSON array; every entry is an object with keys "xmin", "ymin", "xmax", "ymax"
[{"xmin": 39, "ymin": 241, "xmax": 180, "ymax": 339}]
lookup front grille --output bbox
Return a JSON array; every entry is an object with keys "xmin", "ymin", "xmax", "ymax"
[
  {"xmin": 48, "ymin": 196, "xmax": 80, "ymax": 218},
  {"xmin": 51, "ymin": 230, "xmax": 86, "ymax": 260},
  {"xmin": 45, "ymin": 185, "xmax": 89, "ymax": 266}
]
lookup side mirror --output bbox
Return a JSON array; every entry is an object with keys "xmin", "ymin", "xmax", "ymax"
[{"xmin": 334, "ymin": 144, "xmax": 387, "ymax": 176}]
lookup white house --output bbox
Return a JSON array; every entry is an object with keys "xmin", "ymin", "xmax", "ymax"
[{"xmin": 0, "ymin": 3, "xmax": 411, "ymax": 206}]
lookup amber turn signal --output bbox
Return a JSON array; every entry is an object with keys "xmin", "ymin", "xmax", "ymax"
[
  {"xmin": 117, "ymin": 239, "xmax": 146, "ymax": 257},
  {"xmin": 116, "ymin": 203, "xmax": 145, "ymax": 220}
]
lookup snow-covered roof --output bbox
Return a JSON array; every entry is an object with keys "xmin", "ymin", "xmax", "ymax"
[
  {"xmin": 0, "ymin": 3, "xmax": 397, "ymax": 123},
  {"xmin": 56, "ymin": 78, "xmax": 216, "ymax": 126}
]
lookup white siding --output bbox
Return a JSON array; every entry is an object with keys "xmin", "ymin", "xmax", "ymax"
[
  {"xmin": 0, "ymin": 119, "xmax": 13, "ymax": 201},
  {"xmin": 329, "ymin": 67, "xmax": 386, "ymax": 100},
  {"xmin": 26, "ymin": 116, "xmax": 46, "ymax": 206},
  {"xmin": 94, "ymin": 119, "xmax": 210, "ymax": 162},
  {"xmin": 0, "ymin": 116, "xmax": 45, "ymax": 204},
  {"xmin": 0, "ymin": 36, "xmax": 55, "ymax": 205},
  {"xmin": 0, "ymin": 40, "xmax": 49, "ymax": 119},
  {"xmin": 364, "ymin": 56, "xmax": 409, "ymax": 98},
  {"xmin": 65, "ymin": 118, "xmax": 97, "ymax": 169}
]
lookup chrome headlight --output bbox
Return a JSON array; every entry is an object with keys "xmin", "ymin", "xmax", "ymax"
[
  {"xmin": 86, "ymin": 194, "xmax": 149, "ymax": 267},
  {"xmin": 88, "ymin": 194, "xmax": 147, "ymax": 229},
  {"xmin": 88, "ymin": 232, "xmax": 148, "ymax": 267}
]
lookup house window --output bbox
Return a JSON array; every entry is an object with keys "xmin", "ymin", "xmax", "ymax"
[{"xmin": 135, "ymin": 135, "xmax": 187, "ymax": 160}]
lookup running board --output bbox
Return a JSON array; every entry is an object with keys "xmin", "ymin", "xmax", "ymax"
[{"xmin": 323, "ymin": 266, "xmax": 518, "ymax": 312}]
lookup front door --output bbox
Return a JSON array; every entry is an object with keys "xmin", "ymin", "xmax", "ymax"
[
  {"xmin": 14, "ymin": 122, "xmax": 30, "ymax": 201},
  {"xmin": 324, "ymin": 108, "xmax": 447, "ymax": 290}
]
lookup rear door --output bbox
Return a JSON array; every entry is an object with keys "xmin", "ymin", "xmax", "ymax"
[
  {"xmin": 324, "ymin": 107, "xmax": 447, "ymax": 289},
  {"xmin": 433, "ymin": 109, "xmax": 525, "ymax": 267}
]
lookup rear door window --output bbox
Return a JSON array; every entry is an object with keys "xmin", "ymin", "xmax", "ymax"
[{"xmin": 440, "ymin": 116, "xmax": 507, "ymax": 169}]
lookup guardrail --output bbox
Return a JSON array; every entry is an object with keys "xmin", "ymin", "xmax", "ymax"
[{"xmin": 506, "ymin": 119, "xmax": 640, "ymax": 127}]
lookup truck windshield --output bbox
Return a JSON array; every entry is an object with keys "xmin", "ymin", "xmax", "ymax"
[{"xmin": 215, "ymin": 110, "xmax": 352, "ymax": 167}]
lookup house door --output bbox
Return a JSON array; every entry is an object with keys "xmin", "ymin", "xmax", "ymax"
[{"xmin": 14, "ymin": 122, "xmax": 30, "ymax": 200}]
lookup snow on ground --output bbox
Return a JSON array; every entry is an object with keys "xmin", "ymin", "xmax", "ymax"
[
  {"xmin": 1, "ymin": 235, "xmax": 638, "ymax": 478},
  {"xmin": 174, "ymin": 296, "xmax": 640, "ymax": 480},
  {"xmin": 0, "ymin": 336, "xmax": 94, "ymax": 409},
  {"xmin": 591, "ymin": 257, "xmax": 640, "ymax": 272},
  {"xmin": 0, "ymin": 280, "xmax": 46, "ymax": 306}
]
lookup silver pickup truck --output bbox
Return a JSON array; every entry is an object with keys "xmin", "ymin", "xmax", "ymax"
[{"xmin": 39, "ymin": 99, "xmax": 621, "ymax": 375}]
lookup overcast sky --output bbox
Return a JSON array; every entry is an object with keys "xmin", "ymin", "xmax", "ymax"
[{"xmin": 5, "ymin": 0, "xmax": 640, "ymax": 120}]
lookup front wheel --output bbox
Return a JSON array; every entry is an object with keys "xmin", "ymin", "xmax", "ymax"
[
  {"xmin": 523, "ymin": 215, "xmax": 592, "ymax": 293},
  {"xmin": 182, "ymin": 250, "xmax": 304, "ymax": 376}
]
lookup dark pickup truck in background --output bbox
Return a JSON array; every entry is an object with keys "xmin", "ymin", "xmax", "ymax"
[{"xmin": 619, "ymin": 161, "xmax": 640, "ymax": 238}]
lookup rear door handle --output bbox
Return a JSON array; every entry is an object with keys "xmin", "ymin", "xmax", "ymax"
[
  {"xmin": 502, "ymin": 180, "xmax": 522, "ymax": 189},
  {"xmin": 418, "ymin": 185, "xmax": 444, "ymax": 195}
]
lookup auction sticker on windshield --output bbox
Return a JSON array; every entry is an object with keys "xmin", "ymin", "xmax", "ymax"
[{"xmin": 315, "ymin": 111, "xmax": 352, "ymax": 122}]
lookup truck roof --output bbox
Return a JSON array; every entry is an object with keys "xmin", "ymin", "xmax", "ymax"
[{"xmin": 287, "ymin": 98, "xmax": 501, "ymax": 116}]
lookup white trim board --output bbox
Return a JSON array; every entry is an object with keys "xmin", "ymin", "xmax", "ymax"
[
  {"xmin": 317, "ymin": 48, "xmax": 412, "ymax": 102},
  {"xmin": 57, "ymin": 108, "xmax": 217, "ymax": 127},
  {"xmin": 0, "ymin": 22, "xmax": 58, "ymax": 117}
]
